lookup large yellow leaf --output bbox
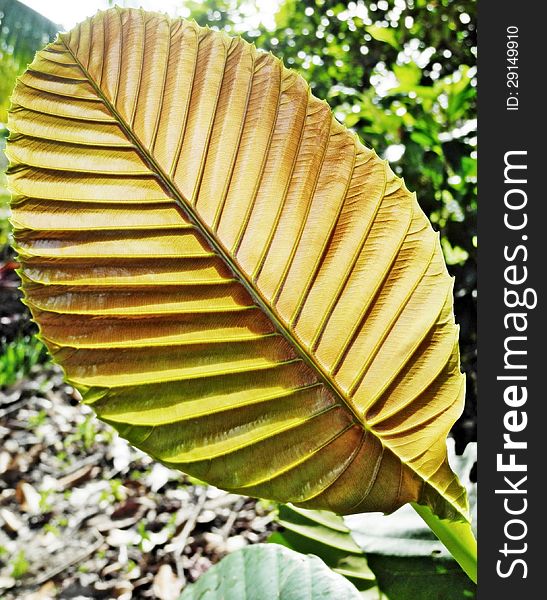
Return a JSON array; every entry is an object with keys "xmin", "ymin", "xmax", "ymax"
[{"xmin": 7, "ymin": 8, "xmax": 467, "ymax": 521}]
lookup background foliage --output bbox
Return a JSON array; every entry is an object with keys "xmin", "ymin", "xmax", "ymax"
[{"xmin": 0, "ymin": 0, "xmax": 476, "ymax": 448}]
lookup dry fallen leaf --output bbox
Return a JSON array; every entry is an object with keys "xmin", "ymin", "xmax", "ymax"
[
  {"xmin": 0, "ymin": 575, "xmax": 16, "ymax": 591},
  {"xmin": 0, "ymin": 508, "xmax": 23, "ymax": 533},
  {"xmin": 0, "ymin": 451, "xmax": 11, "ymax": 475},
  {"xmin": 15, "ymin": 482, "xmax": 41, "ymax": 514},
  {"xmin": 56, "ymin": 464, "xmax": 98, "ymax": 491},
  {"xmin": 21, "ymin": 580, "xmax": 57, "ymax": 600}
]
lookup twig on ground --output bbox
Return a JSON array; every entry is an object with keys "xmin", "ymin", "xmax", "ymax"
[
  {"xmin": 170, "ymin": 489, "xmax": 207, "ymax": 581},
  {"xmin": 221, "ymin": 497, "xmax": 245, "ymax": 540},
  {"xmin": 27, "ymin": 530, "xmax": 105, "ymax": 588}
]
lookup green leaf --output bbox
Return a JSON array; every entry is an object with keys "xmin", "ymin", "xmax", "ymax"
[
  {"xmin": 271, "ymin": 504, "xmax": 377, "ymax": 592},
  {"xmin": 461, "ymin": 156, "xmax": 477, "ymax": 180},
  {"xmin": 179, "ymin": 543, "xmax": 363, "ymax": 600},
  {"xmin": 410, "ymin": 131, "xmax": 436, "ymax": 149},
  {"xmin": 393, "ymin": 63, "xmax": 422, "ymax": 89},
  {"xmin": 441, "ymin": 238, "xmax": 469, "ymax": 267},
  {"xmin": 365, "ymin": 25, "xmax": 400, "ymax": 49},
  {"xmin": 365, "ymin": 555, "xmax": 476, "ymax": 600}
]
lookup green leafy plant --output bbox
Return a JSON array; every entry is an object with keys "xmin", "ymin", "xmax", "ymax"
[
  {"xmin": 5, "ymin": 5, "xmax": 476, "ymax": 589},
  {"xmin": 0, "ymin": 335, "xmax": 47, "ymax": 387},
  {"xmin": 10, "ymin": 550, "xmax": 29, "ymax": 580},
  {"xmin": 180, "ymin": 543, "xmax": 363, "ymax": 599},
  {"xmin": 270, "ymin": 504, "xmax": 379, "ymax": 594}
]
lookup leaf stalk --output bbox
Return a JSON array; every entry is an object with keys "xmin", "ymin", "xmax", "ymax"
[{"xmin": 412, "ymin": 502, "xmax": 477, "ymax": 584}]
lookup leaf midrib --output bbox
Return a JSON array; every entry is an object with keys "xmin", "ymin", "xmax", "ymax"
[
  {"xmin": 58, "ymin": 28, "xmax": 469, "ymax": 523},
  {"xmin": 59, "ymin": 32, "xmax": 365, "ymax": 430}
]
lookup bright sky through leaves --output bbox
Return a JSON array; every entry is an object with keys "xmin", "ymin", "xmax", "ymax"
[{"xmin": 20, "ymin": 0, "xmax": 278, "ymax": 31}]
